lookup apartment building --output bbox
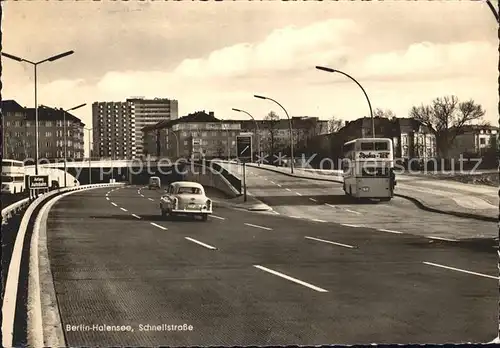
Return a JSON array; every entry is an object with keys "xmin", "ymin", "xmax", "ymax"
[
  {"xmin": 142, "ymin": 111, "xmax": 241, "ymax": 159},
  {"xmin": 92, "ymin": 97, "xmax": 178, "ymax": 159},
  {"xmin": 1, "ymin": 100, "xmax": 85, "ymax": 161}
]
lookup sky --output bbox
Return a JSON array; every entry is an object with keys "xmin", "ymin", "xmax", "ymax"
[{"xmin": 2, "ymin": 0, "xmax": 499, "ymax": 147}]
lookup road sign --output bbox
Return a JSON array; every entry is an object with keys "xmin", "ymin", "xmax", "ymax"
[
  {"xmin": 236, "ymin": 135, "xmax": 252, "ymax": 162},
  {"xmin": 29, "ymin": 175, "xmax": 49, "ymax": 189}
]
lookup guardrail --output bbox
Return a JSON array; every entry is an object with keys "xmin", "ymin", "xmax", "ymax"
[
  {"xmin": 2, "ymin": 182, "xmax": 127, "ymax": 348},
  {"xmin": 2, "ymin": 198, "xmax": 31, "ymax": 225}
]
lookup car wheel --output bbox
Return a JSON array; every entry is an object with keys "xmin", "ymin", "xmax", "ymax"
[{"xmin": 161, "ymin": 209, "xmax": 166, "ymax": 217}]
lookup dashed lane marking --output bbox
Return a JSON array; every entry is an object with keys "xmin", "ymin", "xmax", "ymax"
[
  {"xmin": 423, "ymin": 262, "xmax": 498, "ymax": 280},
  {"xmin": 428, "ymin": 236, "xmax": 457, "ymax": 242},
  {"xmin": 150, "ymin": 222, "xmax": 167, "ymax": 230},
  {"xmin": 269, "ymin": 181, "xmax": 275, "ymax": 184},
  {"xmin": 148, "ymin": 198, "xmax": 154, "ymax": 201},
  {"xmin": 310, "ymin": 219, "xmax": 326, "ymax": 223},
  {"xmin": 289, "ymin": 216, "xmax": 302, "ymax": 219},
  {"xmin": 341, "ymin": 223, "xmax": 361, "ymax": 228},
  {"xmin": 244, "ymin": 223, "xmax": 273, "ymax": 231},
  {"xmin": 277, "ymin": 184, "xmax": 282, "ymax": 187},
  {"xmin": 324, "ymin": 203, "xmax": 337, "ymax": 209},
  {"xmin": 131, "ymin": 214, "xmax": 141, "ymax": 219},
  {"xmin": 140, "ymin": 194, "xmax": 145, "ymax": 197},
  {"xmin": 344, "ymin": 209, "xmax": 361, "ymax": 215},
  {"xmin": 309, "ymin": 198, "xmax": 317, "ymax": 202},
  {"xmin": 120, "ymin": 208, "xmax": 128, "ymax": 212},
  {"xmin": 111, "ymin": 202, "xmax": 118, "ymax": 207},
  {"xmin": 378, "ymin": 228, "xmax": 403, "ymax": 234},
  {"xmin": 254, "ymin": 265, "xmax": 328, "ymax": 292},
  {"xmin": 285, "ymin": 188, "xmax": 292, "ymax": 192},
  {"xmin": 106, "ymin": 197, "xmax": 110, "ymax": 201},
  {"xmin": 295, "ymin": 192, "xmax": 303, "ymax": 196},
  {"xmin": 211, "ymin": 215, "xmax": 225, "ymax": 220},
  {"xmin": 305, "ymin": 236, "xmax": 355, "ymax": 249},
  {"xmin": 185, "ymin": 237, "xmax": 217, "ymax": 250}
]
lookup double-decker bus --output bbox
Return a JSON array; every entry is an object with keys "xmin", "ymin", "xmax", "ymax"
[
  {"xmin": 1, "ymin": 159, "xmax": 26, "ymax": 194},
  {"xmin": 341, "ymin": 138, "xmax": 395, "ymax": 201}
]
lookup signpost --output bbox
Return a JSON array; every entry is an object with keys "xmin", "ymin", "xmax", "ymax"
[
  {"xmin": 28, "ymin": 175, "xmax": 50, "ymax": 199},
  {"xmin": 236, "ymin": 135, "xmax": 252, "ymax": 202}
]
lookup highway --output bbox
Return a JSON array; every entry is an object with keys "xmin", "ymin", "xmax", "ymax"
[
  {"xmin": 227, "ymin": 164, "xmax": 497, "ymax": 241},
  {"xmin": 44, "ymin": 184, "xmax": 496, "ymax": 345}
]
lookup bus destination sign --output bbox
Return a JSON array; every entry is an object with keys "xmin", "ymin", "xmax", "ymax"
[
  {"xmin": 29, "ymin": 175, "xmax": 50, "ymax": 189},
  {"xmin": 358, "ymin": 151, "xmax": 390, "ymax": 159}
]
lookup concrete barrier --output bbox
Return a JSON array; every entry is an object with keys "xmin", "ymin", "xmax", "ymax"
[{"xmin": 184, "ymin": 164, "xmax": 239, "ymax": 198}]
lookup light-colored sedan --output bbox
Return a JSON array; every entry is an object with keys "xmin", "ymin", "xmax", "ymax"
[{"xmin": 159, "ymin": 181, "xmax": 213, "ymax": 221}]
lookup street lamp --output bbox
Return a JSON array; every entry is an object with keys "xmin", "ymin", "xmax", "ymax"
[
  {"xmin": 2, "ymin": 50, "xmax": 75, "ymax": 175},
  {"xmin": 84, "ymin": 127, "xmax": 93, "ymax": 184},
  {"xmin": 167, "ymin": 129, "xmax": 180, "ymax": 158},
  {"xmin": 254, "ymin": 95, "xmax": 294, "ymax": 174},
  {"xmin": 60, "ymin": 103, "xmax": 86, "ymax": 187},
  {"xmin": 315, "ymin": 66, "xmax": 375, "ymax": 138},
  {"xmin": 232, "ymin": 108, "xmax": 261, "ymax": 165}
]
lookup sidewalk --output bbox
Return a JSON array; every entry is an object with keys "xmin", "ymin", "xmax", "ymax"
[
  {"xmin": 212, "ymin": 193, "xmax": 273, "ymax": 212},
  {"xmin": 241, "ymin": 163, "xmax": 497, "ymax": 222}
]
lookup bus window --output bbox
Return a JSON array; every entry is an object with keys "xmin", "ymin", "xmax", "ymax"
[
  {"xmin": 360, "ymin": 142, "xmax": 389, "ymax": 151},
  {"xmin": 2, "ymin": 175, "xmax": 14, "ymax": 182},
  {"xmin": 361, "ymin": 167, "xmax": 390, "ymax": 177}
]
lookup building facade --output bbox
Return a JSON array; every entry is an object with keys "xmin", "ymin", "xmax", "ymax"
[
  {"xmin": 142, "ymin": 111, "xmax": 242, "ymax": 160},
  {"xmin": 2, "ymin": 100, "xmax": 85, "ymax": 161},
  {"xmin": 448, "ymin": 125, "xmax": 499, "ymax": 158},
  {"xmin": 92, "ymin": 97, "xmax": 178, "ymax": 159}
]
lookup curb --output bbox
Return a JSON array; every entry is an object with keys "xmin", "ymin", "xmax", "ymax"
[
  {"xmin": 246, "ymin": 164, "xmax": 496, "ymax": 223},
  {"xmin": 212, "ymin": 199, "xmax": 273, "ymax": 212}
]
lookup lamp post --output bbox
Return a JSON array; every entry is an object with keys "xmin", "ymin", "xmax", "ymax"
[
  {"xmin": 316, "ymin": 66, "xmax": 374, "ymax": 138},
  {"xmin": 254, "ymin": 95, "xmax": 294, "ymax": 174},
  {"xmin": 168, "ymin": 129, "xmax": 180, "ymax": 158},
  {"xmin": 84, "ymin": 127, "xmax": 93, "ymax": 184},
  {"xmin": 232, "ymin": 108, "xmax": 261, "ymax": 165},
  {"xmin": 2, "ymin": 50, "xmax": 75, "ymax": 174},
  {"xmin": 60, "ymin": 103, "xmax": 86, "ymax": 187}
]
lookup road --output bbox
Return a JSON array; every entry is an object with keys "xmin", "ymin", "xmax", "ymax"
[
  {"xmin": 225, "ymin": 164, "xmax": 497, "ymax": 241},
  {"xmin": 44, "ymin": 185, "xmax": 496, "ymax": 345}
]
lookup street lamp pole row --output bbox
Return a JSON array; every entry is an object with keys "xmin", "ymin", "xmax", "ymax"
[
  {"xmin": 60, "ymin": 103, "xmax": 86, "ymax": 187},
  {"xmin": 2, "ymin": 50, "xmax": 75, "ymax": 175}
]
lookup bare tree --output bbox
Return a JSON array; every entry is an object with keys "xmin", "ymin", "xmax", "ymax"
[
  {"xmin": 327, "ymin": 115, "xmax": 344, "ymax": 133},
  {"xmin": 409, "ymin": 95, "xmax": 485, "ymax": 158},
  {"xmin": 263, "ymin": 111, "xmax": 280, "ymax": 155},
  {"xmin": 374, "ymin": 108, "xmax": 396, "ymax": 118}
]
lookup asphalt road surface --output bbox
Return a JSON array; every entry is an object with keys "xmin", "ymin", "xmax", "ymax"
[
  {"xmin": 226, "ymin": 164, "xmax": 497, "ymax": 241},
  {"xmin": 44, "ymin": 185, "xmax": 496, "ymax": 346}
]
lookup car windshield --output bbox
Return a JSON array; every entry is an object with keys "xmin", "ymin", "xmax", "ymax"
[{"xmin": 177, "ymin": 187, "xmax": 202, "ymax": 194}]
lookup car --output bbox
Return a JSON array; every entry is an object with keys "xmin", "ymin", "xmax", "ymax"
[
  {"xmin": 159, "ymin": 181, "xmax": 212, "ymax": 221},
  {"xmin": 148, "ymin": 176, "xmax": 161, "ymax": 190}
]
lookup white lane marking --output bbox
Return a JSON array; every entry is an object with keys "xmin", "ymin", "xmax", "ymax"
[
  {"xmin": 342, "ymin": 223, "xmax": 361, "ymax": 228},
  {"xmin": 150, "ymin": 222, "xmax": 167, "ymax": 230},
  {"xmin": 271, "ymin": 211, "xmax": 280, "ymax": 215},
  {"xmin": 325, "ymin": 203, "xmax": 336, "ymax": 208},
  {"xmin": 131, "ymin": 214, "xmax": 141, "ymax": 219},
  {"xmin": 305, "ymin": 236, "xmax": 355, "ymax": 249},
  {"xmin": 185, "ymin": 237, "xmax": 217, "ymax": 250},
  {"xmin": 289, "ymin": 216, "xmax": 302, "ymax": 219},
  {"xmin": 211, "ymin": 215, "xmax": 225, "ymax": 220},
  {"xmin": 285, "ymin": 188, "xmax": 292, "ymax": 192},
  {"xmin": 105, "ymin": 194, "xmax": 109, "ymax": 197},
  {"xmin": 276, "ymin": 184, "xmax": 282, "ymax": 187},
  {"xmin": 344, "ymin": 209, "xmax": 361, "ymax": 215},
  {"xmin": 423, "ymin": 262, "xmax": 498, "ymax": 280},
  {"xmin": 120, "ymin": 208, "xmax": 128, "ymax": 212},
  {"xmin": 148, "ymin": 198, "xmax": 154, "ymax": 201},
  {"xmin": 244, "ymin": 223, "xmax": 273, "ymax": 231},
  {"xmin": 111, "ymin": 202, "xmax": 118, "ymax": 207},
  {"xmin": 140, "ymin": 194, "xmax": 145, "ymax": 197},
  {"xmin": 311, "ymin": 219, "xmax": 326, "ymax": 223},
  {"xmin": 295, "ymin": 192, "xmax": 303, "ymax": 196},
  {"xmin": 428, "ymin": 236, "xmax": 457, "ymax": 242},
  {"xmin": 254, "ymin": 265, "xmax": 328, "ymax": 292},
  {"xmin": 378, "ymin": 228, "xmax": 403, "ymax": 234},
  {"xmin": 269, "ymin": 181, "xmax": 275, "ymax": 184},
  {"xmin": 309, "ymin": 198, "xmax": 317, "ymax": 202},
  {"xmin": 106, "ymin": 197, "xmax": 110, "ymax": 201}
]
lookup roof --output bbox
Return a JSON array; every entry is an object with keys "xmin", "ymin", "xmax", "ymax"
[
  {"xmin": 26, "ymin": 105, "xmax": 85, "ymax": 125},
  {"xmin": 170, "ymin": 181, "xmax": 204, "ymax": 188},
  {"xmin": 451, "ymin": 124, "xmax": 499, "ymax": 133},
  {"xmin": 1, "ymin": 100, "xmax": 25, "ymax": 112},
  {"xmin": 142, "ymin": 110, "xmax": 219, "ymax": 132}
]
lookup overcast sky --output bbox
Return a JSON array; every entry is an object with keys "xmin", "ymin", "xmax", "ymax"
[{"xmin": 2, "ymin": 1, "xmax": 498, "ymax": 133}]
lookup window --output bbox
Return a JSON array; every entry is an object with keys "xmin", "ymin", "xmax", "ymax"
[
  {"xmin": 202, "ymin": 132, "xmax": 208, "ymax": 137},
  {"xmin": 46, "ymin": 121, "xmax": 52, "ymax": 127},
  {"xmin": 15, "ymin": 121, "xmax": 21, "ymax": 127},
  {"xmin": 45, "ymin": 132, "xmax": 53, "ymax": 137},
  {"xmin": 480, "ymin": 138, "xmax": 486, "ymax": 145},
  {"xmin": 177, "ymin": 186, "xmax": 201, "ymax": 194},
  {"xmin": 360, "ymin": 141, "xmax": 389, "ymax": 151},
  {"xmin": 184, "ymin": 140, "xmax": 188, "ymax": 145}
]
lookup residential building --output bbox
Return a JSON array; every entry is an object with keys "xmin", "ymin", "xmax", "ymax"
[
  {"xmin": 1, "ymin": 100, "xmax": 85, "ymax": 160},
  {"xmin": 92, "ymin": 97, "xmax": 178, "ymax": 159},
  {"xmin": 393, "ymin": 118, "xmax": 436, "ymax": 160},
  {"xmin": 142, "ymin": 111, "xmax": 241, "ymax": 159},
  {"xmin": 448, "ymin": 125, "xmax": 499, "ymax": 158}
]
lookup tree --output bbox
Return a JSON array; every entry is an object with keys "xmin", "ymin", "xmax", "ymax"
[
  {"xmin": 263, "ymin": 111, "xmax": 280, "ymax": 155},
  {"xmin": 374, "ymin": 108, "xmax": 396, "ymax": 118},
  {"xmin": 327, "ymin": 115, "xmax": 344, "ymax": 133},
  {"xmin": 409, "ymin": 95, "xmax": 485, "ymax": 158}
]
